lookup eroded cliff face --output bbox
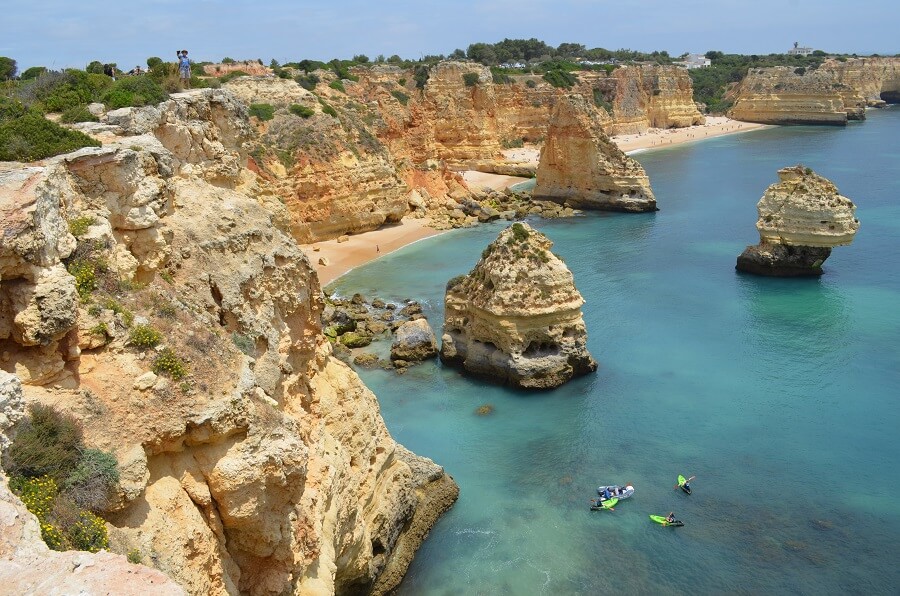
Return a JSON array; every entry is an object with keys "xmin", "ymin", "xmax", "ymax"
[
  {"xmin": 224, "ymin": 77, "xmax": 411, "ymax": 243},
  {"xmin": 0, "ymin": 89, "xmax": 457, "ymax": 594},
  {"xmin": 736, "ymin": 165, "xmax": 860, "ymax": 276},
  {"xmin": 441, "ymin": 223, "xmax": 596, "ymax": 389},
  {"xmin": 533, "ymin": 95, "xmax": 656, "ymax": 212},
  {"xmin": 350, "ymin": 61, "xmax": 704, "ymax": 168},
  {"xmin": 729, "ymin": 67, "xmax": 850, "ymax": 125},
  {"xmin": 729, "ymin": 58, "xmax": 900, "ymax": 124}
]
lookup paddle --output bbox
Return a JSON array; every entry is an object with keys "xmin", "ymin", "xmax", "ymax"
[{"xmin": 673, "ymin": 475, "xmax": 696, "ymax": 490}]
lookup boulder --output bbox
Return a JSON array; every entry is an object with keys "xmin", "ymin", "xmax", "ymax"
[{"xmin": 390, "ymin": 319, "xmax": 438, "ymax": 362}]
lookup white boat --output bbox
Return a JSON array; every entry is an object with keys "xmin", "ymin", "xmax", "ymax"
[{"xmin": 596, "ymin": 484, "xmax": 634, "ymax": 500}]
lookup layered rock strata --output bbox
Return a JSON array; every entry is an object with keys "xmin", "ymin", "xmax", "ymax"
[
  {"xmin": 729, "ymin": 58, "xmax": 900, "ymax": 124},
  {"xmin": 441, "ymin": 223, "xmax": 597, "ymax": 389},
  {"xmin": 533, "ymin": 95, "xmax": 657, "ymax": 212},
  {"xmin": 729, "ymin": 67, "xmax": 850, "ymax": 125},
  {"xmin": 736, "ymin": 165, "xmax": 860, "ymax": 276},
  {"xmin": 1, "ymin": 89, "xmax": 458, "ymax": 594}
]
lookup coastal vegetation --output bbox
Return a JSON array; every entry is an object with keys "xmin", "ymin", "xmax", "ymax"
[
  {"xmin": 3, "ymin": 404, "xmax": 119, "ymax": 553},
  {"xmin": 0, "ymin": 96, "xmax": 100, "ymax": 161}
]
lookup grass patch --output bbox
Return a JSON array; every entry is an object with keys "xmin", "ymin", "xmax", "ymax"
[
  {"xmin": 68, "ymin": 215, "xmax": 95, "ymax": 237},
  {"xmin": 128, "ymin": 324, "xmax": 161, "ymax": 349},
  {"xmin": 329, "ymin": 80, "xmax": 346, "ymax": 93},
  {"xmin": 152, "ymin": 347, "xmax": 187, "ymax": 379}
]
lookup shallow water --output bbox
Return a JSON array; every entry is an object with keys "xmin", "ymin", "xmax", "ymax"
[{"xmin": 331, "ymin": 108, "xmax": 900, "ymax": 595}]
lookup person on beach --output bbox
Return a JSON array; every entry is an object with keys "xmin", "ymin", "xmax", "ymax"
[{"xmin": 178, "ymin": 50, "xmax": 191, "ymax": 89}]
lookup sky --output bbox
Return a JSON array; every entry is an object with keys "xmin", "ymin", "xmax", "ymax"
[{"xmin": 4, "ymin": 0, "xmax": 898, "ymax": 71}]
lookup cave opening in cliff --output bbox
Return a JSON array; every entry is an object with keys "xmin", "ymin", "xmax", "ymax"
[{"xmin": 879, "ymin": 90, "xmax": 900, "ymax": 104}]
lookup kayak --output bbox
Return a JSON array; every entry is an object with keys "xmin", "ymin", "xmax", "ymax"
[
  {"xmin": 650, "ymin": 514, "xmax": 684, "ymax": 527},
  {"xmin": 590, "ymin": 497, "xmax": 618, "ymax": 511},
  {"xmin": 677, "ymin": 475, "xmax": 692, "ymax": 495},
  {"xmin": 597, "ymin": 484, "xmax": 634, "ymax": 500}
]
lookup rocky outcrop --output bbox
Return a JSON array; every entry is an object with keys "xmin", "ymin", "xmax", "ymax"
[
  {"xmin": 533, "ymin": 95, "xmax": 657, "ymax": 212},
  {"xmin": 203, "ymin": 61, "xmax": 272, "ymax": 78},
  {"xmin": 736, "ymin": 165, "xmax": 860, "ymax": 276},
  {"xmin": 729, "ymin": 67, "xmax": 850, "ymax": 125},
  {"xmin": 390, "ymin": 319, "xmax": 438, "ymax": 363},
  {"xmin": 729, "ymin": 58, "xmax": 900, "ymax": 124},
  {"xmin": 0, "ymin": 371, "xmax": 184, "ymax": 594},
  {"xmin": 441, "ymin": 223, "xmax": 596, "ymax": 389},
  {"xmin": 1, "ymin": 88, "xmax": 457, "ymax": 594},
  {"xmin": 350, "ymin": 61, "xmax": 704, "ymax": 171}
]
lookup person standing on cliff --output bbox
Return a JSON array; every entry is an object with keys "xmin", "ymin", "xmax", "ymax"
[{"xmin": 178, "ymin": 50, "xmax": 191, "ymax": 89}]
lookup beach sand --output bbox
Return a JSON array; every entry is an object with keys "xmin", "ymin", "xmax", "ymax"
[
  {"xmin": 302, "ymin": 218, "xmax": 443, "ymax": 287},
  {"xmin": 303, "ymin": 117, "xmax": 770, "ymax": 286}
]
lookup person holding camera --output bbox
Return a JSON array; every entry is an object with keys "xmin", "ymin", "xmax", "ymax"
[{"xmin": 177, "ymin": 50, "xmax": 191, "ymax": 89}]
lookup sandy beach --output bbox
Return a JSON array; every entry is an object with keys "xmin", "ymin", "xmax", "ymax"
[
  {"xmin": 303, "ymin": 117, "xmax": 770, "ymax": 286},
  {"xmin": 302, "ymin": 218, "xmax": 443, "ymax": 287}
]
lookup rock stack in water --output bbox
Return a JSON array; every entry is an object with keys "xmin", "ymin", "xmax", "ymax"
[
  {"xmin": 736, "ymin": 165, "xmax": 860, "ymax": 276},
  {"xmin": 440, "ymin": 223, "xmax": 597, "ymax": 389},
  {"xmin": 533, "ymin": 94, "xmax": 657, "ymax": 212}
]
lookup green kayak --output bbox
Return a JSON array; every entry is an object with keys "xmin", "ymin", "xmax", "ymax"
[
  {"xmin": 677, "ymin": 475, "xmax": 692, "ymax": 495},
  {"xmin": 590, "ymin": 497, "xmax": 618, "ymax": 511},
  {"xmin": 650, "ymin": 514, "xmax": 684, "ymax": 527}
]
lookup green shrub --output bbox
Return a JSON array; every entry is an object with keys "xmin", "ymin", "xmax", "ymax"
[
  {"xmin": 102, "ymin": 77, "xmax": 167, "ymax": 109},
  {"xmin": 525, "ymin": 79, "xmax": 537, "ymax": 88},
  {"xmin": 592, "ymin": 88, "xmax": 613, "ymax": 112},
  {"xmin": 290, "ymin": 104, "xmax": 315, "ymax": 118},
  {"xmin": 66, "ymin": 259, "xmax": 96, "ymax": 300},
  {"xmin": 413, "ymin": 64, "xmax": 430, "ymax": 89},
  {"xmin": 129, "ymin": 324, "xmax": 161, "ymax": 349},
  {"xmin": 67, "ymin": 508, "xmax": 109, "ymax": 552},
  {"xmin": 491, "ymin": 69, "xmax": 513, "ymax": 84},
  {"xmin": 446, "ymin": 274, "xmax": 466, "ymax": 291},
  {"xmin": 68, "ymin": 215, "xmax": 95, "ymax": 237},
  {"xmin": 398, "ymin": 78, "xmax": 407, "ymax": 86},
  {"xmin": 295, "ymin": 73, "xmax": 320, "ymax": 90},
  {"xmin": 59, "ymin": 104, "xmax": 98, "ymax": 123},
  {"xmin": 511, "ymin": 222, "xmax": 529, "ymax": 242},
  {"xmin": 153, "ymin": 348, "xmax": 187, "ymax": 379},
  {"xmin": 390, "ymin": 90, "xmax": 409, "ymax": 105},
  {"xmin": 231, "ymin": 332, "xmax": 255, "ymax": 356},
  {"xmin": 127, "ymin": 549, "xmax": 142, "ymax": 564},
  {"xmin": 64, "ymin": 448, "xmax": 119, "ymax": 511},
  {"xmin": 463, "ymin": 73, "xmax": 479, "ymax": 87},
  {"xmin": 249, "ymin": 103, "xmax": 275, "ymax": 121},
  {"xmin": 5, "ymin": 405, "xmax": 84, "ymax": 485},
  {"xmin": 543, "ymin": 69, "xmax": 578, "ymax": 88},
  {"xmin": 329, "ymin": 80, "xmax": 346, "ymax": 93},
  {"xmin": 218, "ymin": 70, "xmax": 250, "ymax": 83},
  {"xmin": 0, "ymin": 98, "xmax": 101, "ymax": 161},
  {"xmin": 26, "ymin": 70, "xmax": 112, "ymax": 113},
  {"xmin": 319, "ymin": 101, "xmax": 338, "ymax": 118},
  {"xmin": 501, "ymin": 138, "xmax": 524, "ymax": 149},
  {"xmin": 21, "ymin": 66, "xmax": 47, "ymax": 80}
]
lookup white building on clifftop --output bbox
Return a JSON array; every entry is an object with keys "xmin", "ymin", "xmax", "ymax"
[
  {"xmin": 788, "ymin": 42, "xmax": 814, "ymax": 56},
  {"xmin": 676, "ymin": 54, "xmax": 711, "ymax": 69}
]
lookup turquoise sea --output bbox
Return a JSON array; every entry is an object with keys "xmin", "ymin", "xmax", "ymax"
[{"xmin": 331, "ymin": 108, "xmax": 900, "ymax": 595}]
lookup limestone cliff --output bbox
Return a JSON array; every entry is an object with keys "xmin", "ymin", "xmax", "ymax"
[
  {"xmin": 736, "ymin": 165, "xmax": 860, "ymax": 276},
  {"xmin": 533, "ymin": 95, "xmax": 657, "ymax": 212},
  {"xmin": 441, "ymin": 223, "xmax": 596, "ymax": 389},
  {"xmin": 729, "ymin": 58, "xmax": 900, "ymax": 124},
  {"xmin": 350, "ymin": 61, "xmax": 703, "ymax": 170},
  {"xmin": 0, "ymin": 89, "xmax": 457, "ymax": 594},
  {"xmin": 729, "ymin": 67, "xmax": 850, "ymax": 125},
  {"xmin": 225, "ymin": 77, "xmax": 411, "ymax": 243}
]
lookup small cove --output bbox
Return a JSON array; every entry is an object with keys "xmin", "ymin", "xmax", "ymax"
[{"xmin": 331, "ymin": 108, "xmax": 900, "ymax": 594}]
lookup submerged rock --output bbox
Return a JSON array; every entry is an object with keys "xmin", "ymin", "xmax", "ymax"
[
  {"xmin": 533, "ymin": 94, "xmax": 657, "ymax": 212},
  {"xmin": 441, "ymin": 223, "xmax": 597, "ymax": 389},
  {"xmin": 737, "ymin": 165, "xmax": 860, "ymax": 276}
]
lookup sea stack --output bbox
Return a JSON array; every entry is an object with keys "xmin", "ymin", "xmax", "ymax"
[
  {"xmin": 736, "ymin": 165, "xmax": 860, "ymax": 276},
  {"xmin": 533, "ymin": 94, "xmax": 657, "ymax": 212},
  {"xmin": 440, "ymin": 223, "xmax": 597, "ymax": 389}
]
